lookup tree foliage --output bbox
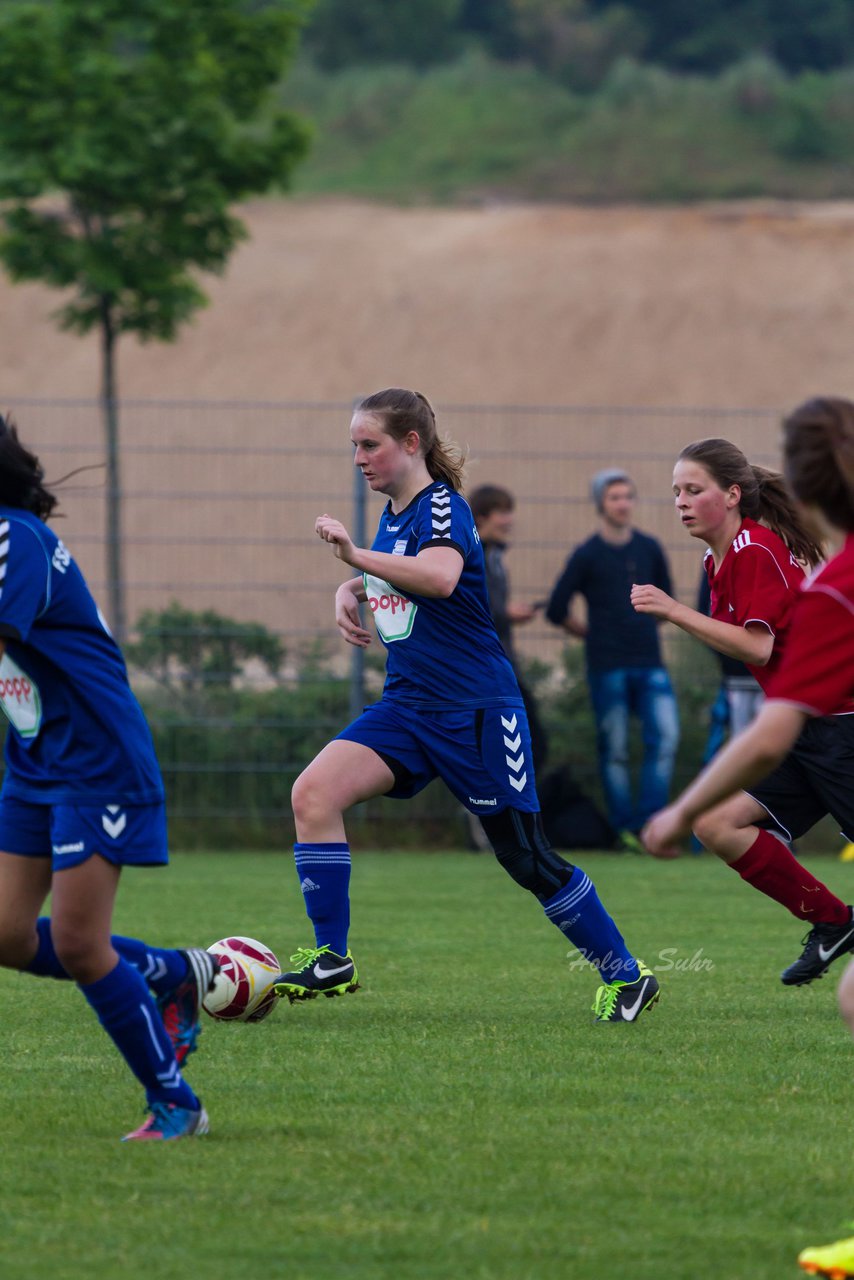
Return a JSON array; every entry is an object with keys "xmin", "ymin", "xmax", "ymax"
[
  {"xmin": 126, "ymin": 601, "xmax": 285, "ymax": 692},
  {"xmin": 0, "ymin": 0, "xmax": 311, "ymax": 341},
  {"xmin": 303, "ymin": 0, "xmax": 854, "ymax": 82},
  {"xmin": 0, "ymin": 0, "xmax": 311, "ymax": 638}
]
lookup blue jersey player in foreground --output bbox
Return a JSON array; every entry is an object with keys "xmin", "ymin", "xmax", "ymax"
[
  {"xmin": 0, "ymin": 415, "xmax": 217, "ymax": 1140},
  {"xmin": 273, "ymin": 387, "xmax": 660, "ymax": 1022}
]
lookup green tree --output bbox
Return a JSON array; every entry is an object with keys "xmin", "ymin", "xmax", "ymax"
[
  {"xmin": 0, "ymin": 0, "xmax": 310, "ymax": 641},
  {"xmin": 305, "ymin": 0, "xmax": 463, "ymax": 69},
  {"xmin": 126, "ymin": 601, "xmax": 285, "ymax": 693},
  {"xmin": 591, "ymin": 0, "xmax": 854, "ymax": 73}
]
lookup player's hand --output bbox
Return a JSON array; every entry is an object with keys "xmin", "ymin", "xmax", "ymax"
[
  {"xmin": 334, "ymin": 583, "xmax": 372, "ymax": 648},
  {"xmin": 316, "ymin": 513, "xmax": 356, "ymax": 564},
  {"xmin": 631, "ymin": 583, "xmax": 677, "ymax": 620},
  {"xmin": 640, "ymin": 805, "xmax": 691, "ymax": 858}
]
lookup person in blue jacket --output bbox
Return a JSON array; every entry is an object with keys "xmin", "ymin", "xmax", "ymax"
[
  {"xmin": 272, "ymin": 388, "xmax": 660, "ymax": 1024},
  {"xmin": 0, "ymin": 414, "xmax": 216, "ymax": 1141}
]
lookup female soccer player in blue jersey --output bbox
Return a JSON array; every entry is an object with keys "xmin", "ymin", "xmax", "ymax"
[
  {"xmin": 273, "ymin": 387, "xmax": 660, "ymax": 1023},
  {"xmin": 0, "ymin": 415, "xmax": 217, "ymax": 1140}
]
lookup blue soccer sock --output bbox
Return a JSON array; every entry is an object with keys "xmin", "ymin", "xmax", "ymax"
[
  {"xmin": 79, "ymin": 958, "xmax": 199, "ymax": 1110},
  {"xmin": 294, "ymin": 842, "xmax": 351, "ymax": 957},
  {"xmin": 25, "ymin": 917, "xmax": 189, "ymax": 995},
  {"xmin": 542, "ymin": 867, "xmax": 640, "ymax": 985}
]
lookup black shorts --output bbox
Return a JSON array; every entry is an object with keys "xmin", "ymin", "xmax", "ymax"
[{"xmin": 747, "ymin": 714, "xmax": 854, "ymax": 842}]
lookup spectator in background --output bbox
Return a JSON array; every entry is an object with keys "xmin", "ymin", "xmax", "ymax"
[
  {"xmin": 469, "ymin": 484, "xmax": 547, "ymax": 771},
  {"xmin": 546, "ymin": 468, "xmax": 679, "ymax": 852}
]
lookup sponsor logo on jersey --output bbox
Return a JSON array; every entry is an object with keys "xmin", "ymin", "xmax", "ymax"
[
  {"xmin": 51, "ymin": 540, "xmax": 71, "ymax": 574},
  {"xmin": 0, "ymin": 653, "xmax": 42, "ymax": 738},
  {"xmin": 364, "ymin": 573, "xmax": 417, "ymax": 642},
  {"xmin": 732, "ymin": 531, "xmax": 752, "ymax": 553},
  {"xmin": 393, "ymin": 539, "xmax": 408, "ymax": 555}
]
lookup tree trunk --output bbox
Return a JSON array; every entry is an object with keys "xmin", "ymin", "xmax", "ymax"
[{"xmin": 100, "ymin": 298, "xmax": 125, "ymax": 644}]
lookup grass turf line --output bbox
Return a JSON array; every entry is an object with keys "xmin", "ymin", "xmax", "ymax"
[{"xmin": 0, "ymin": 849, "xmax": 851, "ymax": 1280}]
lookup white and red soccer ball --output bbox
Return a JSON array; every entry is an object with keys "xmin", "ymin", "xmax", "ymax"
[{"xmin": 202, "ymin": 936, "xmax": 281, "ymax": 1023}]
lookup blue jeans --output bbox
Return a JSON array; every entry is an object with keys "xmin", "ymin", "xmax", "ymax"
[{"xmin": 588, "ymin": 667, "xmax": 680, "ymax": 833}]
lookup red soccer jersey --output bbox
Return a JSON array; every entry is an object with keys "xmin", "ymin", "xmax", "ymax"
[
  {"xmin": 704, "ymin": 516, "xmax": 805, "ymax": 694},
  {"xmin": 765, "ymin": 534, "xmax": 854, "ymax": 716}
]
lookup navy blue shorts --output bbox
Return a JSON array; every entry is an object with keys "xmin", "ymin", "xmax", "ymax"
[
  {"xmin": 336, "ymin": 699, "xmax": 539, "ymax": 815},
  {"xmin": 0, "ymin": 794, "xmax": 169, "ymax": 871}
]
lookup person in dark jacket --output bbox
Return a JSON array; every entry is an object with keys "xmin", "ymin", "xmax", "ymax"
[{"xmin": 546, "ymin": 468, "xmax": 679, "ymax": 849}]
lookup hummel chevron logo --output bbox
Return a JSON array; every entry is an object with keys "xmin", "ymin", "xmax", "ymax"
[
  {"xmin": 505, "ymin": 753, "xmax": 525, "ymax": 773},
  {"xmin": 501, "ymin": 714, "xmax": 518, "ymax": 732},
  {"xmin": 102, "ymin": 805, "xmax": 127, "ymax": 839},
  {"xmin": 503, "ymin": 732, "xmax": 521, "ymax": 752},
  {"xmin": 509, "ymin": 772, "xmax": 528, "ymax": 792},
  {"xmin": 141, "ymin": 955, "xmax": 168, "ymax": 983}
]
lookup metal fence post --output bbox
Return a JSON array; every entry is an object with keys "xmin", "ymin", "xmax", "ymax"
[{"xmin": 349, "ymin": 424, "xmax": 367, "ymax": 724}]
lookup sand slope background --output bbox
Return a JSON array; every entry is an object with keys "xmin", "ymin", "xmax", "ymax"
[{"xmin": 1, "ymin": 198, "xmax": 851, "ymax": 652}]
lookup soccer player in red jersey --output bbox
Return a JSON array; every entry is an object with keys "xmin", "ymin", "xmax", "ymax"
[
  {"xmin": 632, "ymin": 433, "xmax": 854, "ymax": 987},
  {"xmin": 633, "ymin": 399, "xmax": 854, "ymax": 1278}
]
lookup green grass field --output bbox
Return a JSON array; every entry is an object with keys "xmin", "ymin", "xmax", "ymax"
[{"xmin": 1, "ymin": 849, "xmax": 852, "ymax": 1280}]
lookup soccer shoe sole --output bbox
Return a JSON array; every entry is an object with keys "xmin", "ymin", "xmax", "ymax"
[
  {"xmin": 272, "ymin": 978, "xmax": 360, "ymax": 1004},
  {"xmin": 799, "ymin": 1262, "xmax": 854, "ymax": 1279}
]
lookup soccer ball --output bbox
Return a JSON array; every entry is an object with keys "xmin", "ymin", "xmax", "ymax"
[{"xmin": 202, "ymin": 936, "xmax": 281, "ymax": 1023}]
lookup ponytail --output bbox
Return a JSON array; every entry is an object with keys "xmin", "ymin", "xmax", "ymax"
[{"xmin": 752, "ymin": 465, "xmax": 823, "ymax": 568}]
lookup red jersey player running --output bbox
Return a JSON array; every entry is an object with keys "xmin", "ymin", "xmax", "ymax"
[
  {"xmin": 631, "ymin": 434, "xmax": 854, "ymax": 988},
  {"xmin": 636, "ymin": 399, "xmax": 854, "ymax": 1280}
]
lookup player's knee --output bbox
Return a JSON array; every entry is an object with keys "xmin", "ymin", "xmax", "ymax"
[
  {"xmin": 291, "ymin": 768, "xmax": 335, "ymax": 831},
  {"xmin": 692, "ymin": 808, "xmax": 727, "ymax": 850},
  {"xmin": 51, "ymin": 920, "xmax": 101, "ymax": 981},
  {"xmin": 479, "ymin": 807, "xmax": 575, "ymax": 902}
]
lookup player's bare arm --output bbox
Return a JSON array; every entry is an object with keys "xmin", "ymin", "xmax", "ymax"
[
  {"xmin": 641, "ymin": 700, "xmax": 807, "ymax": 856},
  {"xmin": 630, "ymin": 584, "xmax": 774, "ymax": 665},
  {"xmin": 334, "ymin": 578, "xmax": 372, "ymax": 648},
  {"xmin": 316, "ymin": 513, "xmax": 463, "ymax": 598}
]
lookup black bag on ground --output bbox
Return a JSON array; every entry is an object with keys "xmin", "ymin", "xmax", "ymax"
[{"xmin": 537, "ymin": 764, "xmax": 617, "ymax": 851}]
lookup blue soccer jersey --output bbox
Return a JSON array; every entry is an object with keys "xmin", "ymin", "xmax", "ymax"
[
  {"xmin": 363, "ymin": 483, "xmax": 522, "ymax": 707},
  {"xmin": 0, "ymin": 508, "xmax": 164, "ymax": 805}
]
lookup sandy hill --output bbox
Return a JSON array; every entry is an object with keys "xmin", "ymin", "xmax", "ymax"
[
  {"xmin": 1, "ymin": 198, "xmax": 853, "ymax": 648},
  {"xmin": 3, "ymin": 197, "xmax": 854, "ymax": 408}
]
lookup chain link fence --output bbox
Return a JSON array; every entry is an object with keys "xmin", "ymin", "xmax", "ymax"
[{"xmin": 12, "ymin": 396, "xmax": 790, "ymax": 846}]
